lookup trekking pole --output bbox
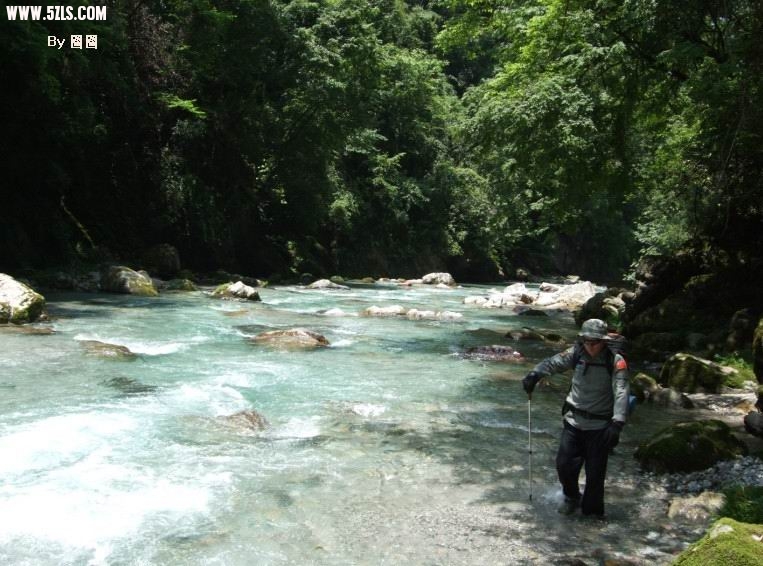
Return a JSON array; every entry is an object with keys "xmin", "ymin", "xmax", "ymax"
[{"xmin": 528, "ymin": 394, "xmax": 533, "ymax": 501}]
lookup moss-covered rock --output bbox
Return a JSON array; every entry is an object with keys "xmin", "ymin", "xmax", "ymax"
[
  {"xmin": 671, "ymin": 518, "xmax": 763, "ymax": 566},
  {"xmin": 100, "ymin": 266, "xmax": 158, "ymax": 297},
  {"xmin": 634, "ymin": 420, "xmax": 748, "ymax": 473},
  {"xmin": 212, "ymin": 281, "xmax": 261, "ymax": 301},
  {"xmin": 660, "ymin": 353, "xmax": 739, "ymax": 393},
  {"xmin": 166, "ymin": 278, "xmax": 198, "ymax": 292},
  {"xmin": 630, "ymin": 372, "xmax": 660, "ymax": 402},
  {"xmin": 0, "ymin": 273, "xmax": 46, "ymax": 323}
]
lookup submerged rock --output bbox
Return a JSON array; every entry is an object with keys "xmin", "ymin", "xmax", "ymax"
[
  {"xmin": 100, "ymin": 266, "xmax": 158, "ymax": 297},
  {"xmin": 219, "ymin": 410, "xmax": 269, "ymax": 432},
  {"xmin": 251, "ymin": 328, "xmax": 329, "ymax": 349},
  {"xmin": 102, "ymin": 376, "xmax": 157, "ymax": 395},
  {"xmin": 0, "ymin": 324, "xmax": 54, "ymax": 335},
  {"xmin": 80, "ymin": 340, "xmax": 138, "ymax": 360},
  {"xmin": 462, "ymin": 345, "xmax": 525, "ymax": 362},
  {"xmin": 0, "ymin": 273, "xmax": 46, "ymax": 323}
]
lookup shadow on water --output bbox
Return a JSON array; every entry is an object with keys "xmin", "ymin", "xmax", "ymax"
[{"xmin": 348, "ymin": 375, "xmax": 700, "ymax": 564}]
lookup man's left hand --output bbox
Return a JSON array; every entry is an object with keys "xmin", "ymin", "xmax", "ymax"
[{"xmin": 603, "ymin": 420, "xmax": 624, "ymax": 449}]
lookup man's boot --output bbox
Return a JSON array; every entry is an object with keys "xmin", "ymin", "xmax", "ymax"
[{"xmin": 557, "ymin": 496, "xmax": 579, "ymax": 515}]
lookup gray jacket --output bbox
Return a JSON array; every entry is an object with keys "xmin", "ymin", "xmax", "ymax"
[{"xmin": 531, "ymin": 345, "xmax": 630, "ymax": 430}]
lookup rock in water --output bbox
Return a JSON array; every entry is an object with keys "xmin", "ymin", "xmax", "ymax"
[
  {"xmin": 80, "ymin": 340, "xmax": 138, "ymax": 360},
  {"xmin": 462, "ymin": 345, "xmax": 525, "ymax": 362},
  {"xmin": 100, "ymin": 266, "xmax": 159, "ymax": 296},
  {"xmin": 251, "ymin": 328, "xmax": 329, "ymax": 349},
  {"xmin": 0, "ymin": 274, "xmax": 46, "ymax": 323},
  {"xmin": 212, "ymin": 281, "xmax": 261, "ymax": 301}
]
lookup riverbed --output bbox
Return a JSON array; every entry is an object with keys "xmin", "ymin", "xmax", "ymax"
[{"xmin": 0, "ymin": 282, "xmax": 712, "ymax": 565}]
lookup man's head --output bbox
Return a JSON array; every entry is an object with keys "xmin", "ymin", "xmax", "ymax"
[{"xmin": 579, "ymin": 318, "xmax": 608, "ymax": 356}]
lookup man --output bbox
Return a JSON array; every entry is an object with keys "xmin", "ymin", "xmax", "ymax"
[{"xmin": 522, "ymin": 319, "xmax": 629, "ymax": 518}]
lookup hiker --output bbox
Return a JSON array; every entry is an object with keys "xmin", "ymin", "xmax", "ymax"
[{"xmin": 521, "ymin": 318, "xmax": 630, "ymax": 517}]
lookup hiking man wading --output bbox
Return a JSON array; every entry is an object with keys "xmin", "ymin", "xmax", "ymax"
[{"xmin": 522, "ymin": 319, "xmax": 630, "ymax": 518}]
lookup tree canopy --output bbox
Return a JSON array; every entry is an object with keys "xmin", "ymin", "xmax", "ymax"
[{"xmin": 1, "ymin": 0, "xmax": 761, "ymax": 282}]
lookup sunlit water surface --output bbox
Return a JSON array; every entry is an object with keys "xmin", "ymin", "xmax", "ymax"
[{"xmin": 0, "ymin": 283, "xmax": 707, "ymax": 564}]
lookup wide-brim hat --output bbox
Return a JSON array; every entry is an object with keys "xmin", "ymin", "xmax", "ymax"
[{"xmin": 578, "ymin": 318, "xmax": 609, "ymax": 340}]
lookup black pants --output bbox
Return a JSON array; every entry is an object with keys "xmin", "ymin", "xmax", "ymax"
[{"xmin": 556, "ymin": 420, "xmax": 610, "ymax": 516}]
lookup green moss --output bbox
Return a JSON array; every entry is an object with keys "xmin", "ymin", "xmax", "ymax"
[
  {"xmin": 630, "ymin": 372, "xmax": 659, "ymax": 402},
  {"xmin": 167, "ymin": 279, "xmax": 198, "ymax": 292},
  {"xmin": 671, "ymin": 518, "xmax": 763, "ymax": 566},
  {"xmin": 714, "ymin": 353, "xmax": 756, "ymax": 387},
  {"xmin": 721, "ymin": 486, "xmax": 763, "ymax": 524},
  {"xmin": 212, "ymin": 282, "xmax": 233, "ymax": 296},
  {"xmin": 635, "ymin": 420, "xmax": 748, "ymax": 473}
]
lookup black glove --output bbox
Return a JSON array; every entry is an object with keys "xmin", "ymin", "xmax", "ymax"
[
  {"xmin": 522, "ymin": 371, "xmax": 541, "ymax": 396},
  {"xmin": 603, "ymin": 420, "xmax": 624, "ymax": 449}
]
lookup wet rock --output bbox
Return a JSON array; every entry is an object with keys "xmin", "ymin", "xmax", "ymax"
[
  {"xmin": 516, "ymin": 308, "xmax": 548, "ymax": 317},
  {"xmin": 100, "ymin": 266, "xmax": 158, "ymax": 297},
  {"xmin": 219, "ymin": 410, "xmax": 268, "ymax": 431},
  {"xmin": 212, "ymin": 281, "xmax": 261, "ymax": 301},
  {"xmin": 635, "ymin": 420, "xmax": 748, "ymax": 474},
  {"xmin": 660, "ymin": 353, "xmax": 739, "ymax": 393},
  {"xmin": 650, "ymin": 387, "xmax": 694, "ymax": 408},
  {"xmin": 80, "ymin": 340, "xmax": 138, "ymax": 360},
  {"xmin": 422, "ymin": 272, "xmax": 455, "ymax": 286},
  {"xmin": 406, "ymin": 309, "xmax": 463, "ymax": 321},
  {"xmin": 361, "ymin": 305, "xmax": 407, "ymax": 317},
  {"xmin": 630, "ymin": 372, "xmax": 660, "ymax": 402},
  {"xmin": 0, "ymin": 273, "xmax": 46, "ymax": 323},
  {"xmin": 462, "ymin": 345, "xmax": 525, "ymax": 362},
  {"xmin": 667, "ymin": 492, "xmax": 725, "ymax": 521},
  {"xmin": 534, "ymin": 281, "xmax": 598, "ymax": 309},
  {"xmin": 308, "ymin": 279, "xmax": 350, "ymax": 290},
  {"xmin": 251, "ymin": 328, "xmax": 329, "ymax": 349}
]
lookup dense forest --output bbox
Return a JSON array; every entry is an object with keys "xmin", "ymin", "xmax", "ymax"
[{"xmin": 2, "ymin": 0, "xmax": 762, "ymax": 284}]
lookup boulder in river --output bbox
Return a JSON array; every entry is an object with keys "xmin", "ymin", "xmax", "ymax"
[
  {"xmin": 212, "ymin": 281, "xmax": 261, "ymax": 301},
  {"xmin": 251, "ymin": 328, "xmax": 329, "ymax": 349},
  {"xmin": 100, "ymin": 266, "xmax": 159, "ymax": 297},
  {"xmin": 0, "ymin": 274, "xmax": 46, "ymax": 323},
  {"xmin": 308, "ymin": 279, "xmax": 350, "ymax": 290},
  {"xmin": 659, "ymin": 353, "xmax": 738, "ymax": 393},
  {"xmin": 421, "ymin": 272, "xmax": 455, "ymax": 286},
  {"xmin": 362, "ymin": 305, "xmax": 407, "ymax": 317},
  {"xmin": 634, "ymin": 420, "xmax": 748, "ymax": 473}
]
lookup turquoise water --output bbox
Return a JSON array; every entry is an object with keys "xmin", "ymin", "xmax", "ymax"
[{"xmin": 0, "ymin": 283, "xmax": 704, "ymax": 565}]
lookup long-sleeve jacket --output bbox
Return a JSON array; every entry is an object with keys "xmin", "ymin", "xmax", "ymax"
[{"xmin": 531, "ymin": 345, "xmax": 630, "ymax": 430}]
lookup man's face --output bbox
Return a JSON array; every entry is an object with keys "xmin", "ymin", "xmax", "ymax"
[{"xmin": 583, "ymin": 339, "xmax": 606, "ymax": 357}]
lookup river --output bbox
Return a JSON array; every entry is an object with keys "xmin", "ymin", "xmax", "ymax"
[{"xmin": 0, "ymin": 282, "xmax": 708, "ymax": 565}]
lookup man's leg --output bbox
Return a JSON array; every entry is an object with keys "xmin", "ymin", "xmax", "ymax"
[
  {"xmin": 556, "ymin": 421, "xmax": 584, "ymax": 502},
  {"xmin": 580, "ymin": 428, "xmax": 609, "ymax": 516}
]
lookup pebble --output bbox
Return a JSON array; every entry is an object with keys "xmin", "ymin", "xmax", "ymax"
[{"xmin": 644, "ymin": 456, "xmax": 763, "ymax": 494}]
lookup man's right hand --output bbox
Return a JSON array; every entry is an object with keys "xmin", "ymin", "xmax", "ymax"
[{"xmin": 522, "ymin": 371, "xmax": 541, "ymax": 396}]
